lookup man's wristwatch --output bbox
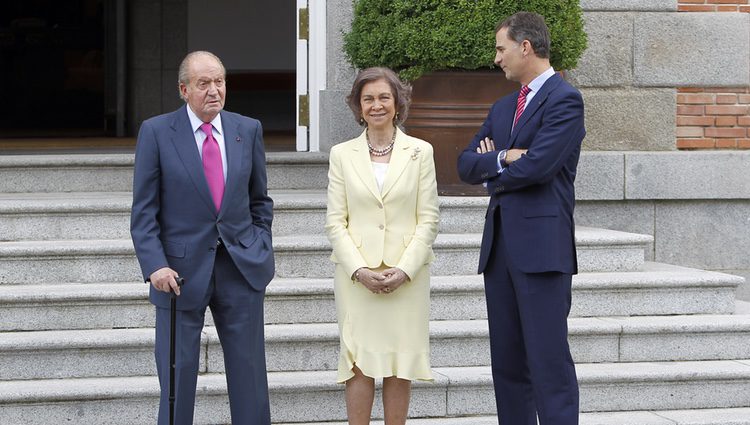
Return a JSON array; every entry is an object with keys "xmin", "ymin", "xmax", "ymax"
[{"xmin": 498, "ymin": 149, "xmax": 508, "ymax": 168}]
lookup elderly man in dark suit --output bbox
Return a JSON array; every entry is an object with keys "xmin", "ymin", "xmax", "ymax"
[
  {"xmin": 457, "ymin": 12, "xmax": 585, "ymax": 425},
  {"xmin": 131, "ymin": 50, "xmax": 274, "ymax": 424}
]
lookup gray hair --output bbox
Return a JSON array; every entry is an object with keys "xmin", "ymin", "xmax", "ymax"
[
  {"xmin": 496, "ymin": 12, "xmax": 551, "ymax": 59},
  {"xmin": 177, "ymin": 51, "xmax": 226, "ymax": 100}
]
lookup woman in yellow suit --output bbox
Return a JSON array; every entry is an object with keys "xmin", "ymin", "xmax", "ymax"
[{"xmin": 325, "ymin": 67, "xmax": 439, "ymax": 424}]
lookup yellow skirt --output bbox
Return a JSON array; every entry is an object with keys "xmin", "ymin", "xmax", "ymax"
[{"xmin": 334, "ymin": 264, "xmax": 433, "ymax": 383}]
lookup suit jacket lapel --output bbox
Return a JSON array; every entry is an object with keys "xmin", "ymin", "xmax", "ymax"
[
  {"xmin": 380, "ymin": 129, "xmax": 412, "ymax": 198},
  {"xmin": 509, "ymin": 73, "xmax": 561, "ymax": 147},
  {"xmin": 350, "ymin": 131, "xmax": 383, "ymax": 202},
  {"xmin": 219, "ymin": 111, "xmax": 242, "ymax": 217},
  {"xmin": 169, "ymin": 105, "xmax": 216, "ymax": 214},
  {"xmin": 498, "ymin": 98, "xmax": 517, "ymax": 151}
]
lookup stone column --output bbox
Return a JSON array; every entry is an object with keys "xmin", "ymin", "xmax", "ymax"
[{"xmin": 319, "ymin": 0, "xmax": 361, "ymax": 152}]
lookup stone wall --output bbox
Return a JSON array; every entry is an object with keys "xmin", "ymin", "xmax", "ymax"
[
  {"xmin": 575, "ymin": 150, "xmax": 750, "ymax": 300},
  {"xmin": 319, "ymin": 0, "xmax": 362, "ymax": 152},
  {"xmin": 568, "ymin": 5, "xmax": 749, "ymax": 151},
  {"xmin": 674, "ymin": 2, "xmax": 750, "ymax": 151},
  {"xmin": 569, "ymin": 1, "xmax": 750, "ymax": 298}
]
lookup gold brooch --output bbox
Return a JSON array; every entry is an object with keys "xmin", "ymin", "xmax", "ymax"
[{"xmin": 411, "ymin": 147, "xmax": 421, "ymax": 160}]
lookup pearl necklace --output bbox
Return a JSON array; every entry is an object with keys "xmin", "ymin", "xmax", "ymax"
[{"xmin": 367, "ymin": 128, "xmax": 396, "ymax": 157}]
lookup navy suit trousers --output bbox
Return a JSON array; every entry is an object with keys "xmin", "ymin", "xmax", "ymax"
[
  {"xmin": 483, "ymin": 210, "xmax": 579, "ymax": 424},
  {"xmin": 154, "ymin": 245, "xmax": 270, "ymax": 425}
]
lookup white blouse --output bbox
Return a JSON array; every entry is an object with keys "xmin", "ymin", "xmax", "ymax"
[{"xmin": 371, "ymin": 162, "xmax": 388, "ymax": 192}]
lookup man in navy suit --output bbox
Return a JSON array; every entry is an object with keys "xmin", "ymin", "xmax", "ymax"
[
  {"xmin": 131, "ymin": 51, "xmax": 274, "ymax": 424},
  {"xmin": 457, "ymin": 12, "xmax": 585, "ymax": 425}
]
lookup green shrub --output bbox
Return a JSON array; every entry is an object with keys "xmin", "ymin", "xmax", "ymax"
[{"xmin": 344, "ymin": 0, "xmax": 587, "ymax": 81}]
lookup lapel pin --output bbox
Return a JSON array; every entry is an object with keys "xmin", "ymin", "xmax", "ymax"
[
  {"xmin": 236, "ymin": 136, "xmax": 241, "ymax": 143},
  {"xmin": 411, "ymin": 147, "xmax": 421, "ymax": 160}
]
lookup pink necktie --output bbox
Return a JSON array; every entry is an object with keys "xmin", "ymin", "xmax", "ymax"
[
  {"xmin": 513, "ymin": 85, "xmax": 531, "ymax": 129},
  {"xmin": 200, "ymin": 122, "xmax": 224, "ymax": 211}
]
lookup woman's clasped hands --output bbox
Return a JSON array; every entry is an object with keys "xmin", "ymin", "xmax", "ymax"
[{"xmin": 354, "ymin": 267, "xmax": 408, "ymax": 294}]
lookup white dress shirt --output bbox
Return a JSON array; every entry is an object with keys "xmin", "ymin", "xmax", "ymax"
[{"xmin": 371, "ymin": 161, "xmax": 388, "ymax": 192}]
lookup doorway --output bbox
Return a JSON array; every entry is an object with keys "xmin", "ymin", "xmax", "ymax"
[
  {"xmin": 188, "ymin": 1, "xmax": 297, "ymax": 152},
  {"xmin": 0, "ymin": 0, "xmax": 106, "ymax": 138}
]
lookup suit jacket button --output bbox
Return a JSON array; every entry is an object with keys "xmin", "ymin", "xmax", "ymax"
[
  {"xmin": 378, "ymin": 203, "xmax": 383, "ymax": 209},
  {"xmin": 378, "ymin": 224, "xmax": 384, "ymax": 230}
]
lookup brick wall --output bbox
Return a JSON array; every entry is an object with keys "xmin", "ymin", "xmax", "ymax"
[
  {"xmin": 678, "ymin": 0, "xmax": 750, "ymax": 12},
  {"xmin": 677, "ymin": 88, "xmax": 750, "ymax": 149},
  {"xmin": 676, "ymin": 1, "xmax": 750, "ymax": 149}
]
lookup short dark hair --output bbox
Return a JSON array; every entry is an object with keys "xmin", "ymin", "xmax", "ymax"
[
  {"xmin": 496, "ymin": 12, "xmax": 550, "ymax": 59},
  {"xmin": 346, "ymin": 67, "xmax": 412, "ymax": 126}
]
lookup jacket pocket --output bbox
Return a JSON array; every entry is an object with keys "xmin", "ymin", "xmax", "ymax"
[
  {"xmin": 238, "ymin": 226, "xmax": 262, "ymax": 248},
  {"xmin": 523, "ymin": 204, "xmax": 559, "ymax": 218},
  {"xmin": 163, "ymin": 240, "xmax": 186, "ymax": 258}
]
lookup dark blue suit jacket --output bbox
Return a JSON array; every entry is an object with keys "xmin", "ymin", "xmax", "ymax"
[
  {"xmin": 131, "ymin": 105, "xmax": 275, "ymax": 310},
  {"xmin": 457, "ymin": 73, "xmax": 585, "ymax": 275}
]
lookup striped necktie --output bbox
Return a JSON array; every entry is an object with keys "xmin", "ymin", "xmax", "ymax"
[{"xmin": 513, "ymin": 85, "xmax": 531, "ymax": 129}]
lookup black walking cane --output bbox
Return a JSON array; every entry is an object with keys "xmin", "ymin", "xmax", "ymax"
[{"xmin": 169, "ymin": 276, "xmax": 185, "ymax": 425}]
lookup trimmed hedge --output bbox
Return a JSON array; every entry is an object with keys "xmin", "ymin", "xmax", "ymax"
[{"xmin": 344, "ymin": 0, "xmax": 587, "ymax": 81}]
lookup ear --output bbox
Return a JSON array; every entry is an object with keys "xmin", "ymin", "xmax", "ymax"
[
  {"xmin": 179, "ymin": 83, "xmax": 188, "ymax": 99},
  {"xmin": 521, "ymin": 39, "xmax": 532, "ymax": 57}
]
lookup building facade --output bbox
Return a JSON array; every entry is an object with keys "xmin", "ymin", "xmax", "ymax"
[{"xmin": 2, "ymin": 0, "xmax": 749, "ymax": 296}]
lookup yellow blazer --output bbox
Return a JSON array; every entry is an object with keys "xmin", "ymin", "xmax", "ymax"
[{"xmin": 325, "ymin": 128, "xmax": 439, "ymax": 279}]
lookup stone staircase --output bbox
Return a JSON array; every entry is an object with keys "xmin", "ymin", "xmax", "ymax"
[{"xmin": 0, "ymin": 152, "xmax": 749, "ymax": 424}]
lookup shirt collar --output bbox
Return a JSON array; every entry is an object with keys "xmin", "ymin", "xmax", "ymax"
[
  {"xmin": 527, "ymin": 67, "xmax": 556, "ymax": 94},
  {"xmin": 186, "ymin": 105, "xmax": 223, "ymax": 136}
]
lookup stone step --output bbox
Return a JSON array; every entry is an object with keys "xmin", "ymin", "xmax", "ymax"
[
  {"xmin": 280, "ymin": 408, "xmax": 750, "ymax": 425},
  {"xmin": 1, "ymin": 361, "xmax": 749, "ymax": 423},
  {"xmin": 0, "ymin": 283, "xmax": 152, "ymax": 331},
  {"xmin": 433, "ymin": 362, "xmax": 750, "ymax": 418},
  {"xmin": 266, "ymin": 227, "xmax": 649, "ymax": 277},
  {"xmin": 263, "ymin": 262, "xmax": 742, "ymax": 323},
  {"xmin": 0, "ymin": 190, "xmax": 487, "ymax": 241},
  {"xmin": 0, "ymin": 263, "xmax": 741, "ymax": 331},
  {"xmin": 3, "ymin": 315, "xmax": 749, "ymax": 381},
  {"xmin": 0, "ymin": 228, "xmax": 650, "ymax": 284},
  {"xmin": 0, "ymin": 239, "xmax": 140, "ymax": 284},
  {"xmin": 257, "ymin": 190, "xmax": 489, "ymax": 237},
  {"xmin": 264, "ymin": 152, "xmax": 329, "ymax": 190},
  {"xmin": 571, "ymin": 263, "xmax": 742, "ymax": 317},
  {"xmin": 0, "ymin": 152, "xmax": 328, "ymax": 193},
  {"xmin": 218, "ymin": 314, "xmax": 750, "ymax": 373},
  {"xmin": 0, "ymin": 154, "xmax": 134, "ymax": 193},
  {"xmin": 0, "ymin": 192, "xmax": 133, "ymax": 241}
]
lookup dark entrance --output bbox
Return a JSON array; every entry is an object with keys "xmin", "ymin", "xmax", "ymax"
[
  {"xmin": 1, "ymin": 0, "xmax": 108, "ymax": 138},
  {"xmin": 187, "ymin": 0, "xmax": 296, "ymax": 152},
  {"xmin": 1, "ymin": 0, "xmax": 296, "ymax": 152}
]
